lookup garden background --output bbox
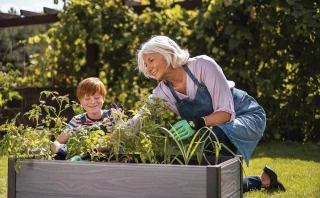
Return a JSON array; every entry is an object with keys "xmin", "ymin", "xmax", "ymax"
[{"xmin": 0, "ymin": 0, "xmax": 319, "ymax": 197}]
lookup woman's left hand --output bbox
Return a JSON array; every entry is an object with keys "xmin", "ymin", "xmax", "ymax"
[
  {"xmin": 169, "ymin": 120, "xmax": 195, "ymax": 141},
  {"xmin": 169, "ymin": 118, "xmax": 206, "ymax": 141}
]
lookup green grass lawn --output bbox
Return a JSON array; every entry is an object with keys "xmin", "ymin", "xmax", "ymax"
[
  {"xmin": 0, "ymin": 157, "xmax": 7, "ymax": 198},
  {"xmin": 0, "ymin": 141, "xmax": 319, "ymax": 198},
  {"xmin": 243, "ymin": 141, "xmax": 320, "ymax": 198}
]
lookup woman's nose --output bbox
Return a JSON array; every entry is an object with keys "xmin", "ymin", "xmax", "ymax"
[{"xmin": 147, "ymin": 64, "xmax": 153, "ymax": 72}]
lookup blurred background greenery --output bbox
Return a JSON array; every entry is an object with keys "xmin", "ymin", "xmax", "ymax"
[{"xmin": 0, "ymin": 0, "xmax": 319, "ymax": 143}]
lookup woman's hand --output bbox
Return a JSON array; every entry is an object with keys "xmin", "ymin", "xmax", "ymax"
[
  {"xmin": 169, "ymin": 118, "xmax": 206, "ymax": 141},
  {"xmin": 170, "ymin": 120, "xmax": 194, "ymax": 141}
]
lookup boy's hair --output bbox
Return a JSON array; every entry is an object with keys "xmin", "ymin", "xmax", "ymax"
[{"xmin": 77, "ymin": 77, "xmax": 106, "ymax": 99}]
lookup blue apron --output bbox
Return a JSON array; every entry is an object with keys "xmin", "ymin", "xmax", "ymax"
[{"xmin": 167, "ymin": 65, "xmax": 266, "ymax": 165}]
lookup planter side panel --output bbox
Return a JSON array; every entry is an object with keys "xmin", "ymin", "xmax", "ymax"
[
  {"xmin": 8, "ymin": 159, "xmax": 16, "ymax": 198},
  {"xmin": 16, "ymin": 193, "xmax": 81, "ymax": 198},
  {"xmin": 220, "ymin": 157, "xmax": 241, "ymax": 198},
  {"xmin": 15, "ymin": 160, "xmax": 209, "ymax": 198},
  {"xmin": 228, "ymin": 190, "xmax": 241, "ymax": 198}
]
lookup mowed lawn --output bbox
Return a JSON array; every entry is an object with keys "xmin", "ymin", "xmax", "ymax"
[
  {"xmin": 243, "ymin": 141, "xmax": 320, "ymax": 198},
  {"xmin": 0, "ymin": 141, "xmax": 319, "ymax": 198}
]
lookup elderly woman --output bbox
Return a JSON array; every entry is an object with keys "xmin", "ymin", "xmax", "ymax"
[{"xmin": 135, "ymin": 35, "xmax": 285, "ymax": 193}]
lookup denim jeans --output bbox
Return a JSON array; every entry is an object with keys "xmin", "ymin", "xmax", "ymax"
[{"xmin": 243, "ymin": 176, "xmax": 262, "ymax": 192}]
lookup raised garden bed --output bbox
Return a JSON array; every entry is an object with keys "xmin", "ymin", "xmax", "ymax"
[{"xmin": 8, "ymin": 156, "xmax": 242, "ymax": 198}]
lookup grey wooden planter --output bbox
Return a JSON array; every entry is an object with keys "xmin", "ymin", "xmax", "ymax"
[{"xmin": 8, "ymin": 156, "xmax": 243, "ymax": 198}]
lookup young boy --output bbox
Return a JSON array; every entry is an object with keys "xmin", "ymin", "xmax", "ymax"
[{"xmin": 51, "ymin": 77, "xmax": 119, "ymax": 160}]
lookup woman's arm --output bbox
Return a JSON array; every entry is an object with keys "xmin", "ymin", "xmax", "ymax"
[
  {"xmin": 194, "ymin": 56, "xmax": 235, "ymax": 122},
  {"xmin": 202, "ymin": 111, "xmax": 231, "ymax": 127}
]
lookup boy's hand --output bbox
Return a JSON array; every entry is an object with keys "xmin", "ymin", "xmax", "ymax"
[{"xmin": 51, "ymin": 140, "xmax": 67, "ymax": 156}]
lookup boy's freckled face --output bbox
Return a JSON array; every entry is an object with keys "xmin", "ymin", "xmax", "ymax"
[{"xmin": 79, "ymin": 94, "xmax": 105, "ymax": 117}]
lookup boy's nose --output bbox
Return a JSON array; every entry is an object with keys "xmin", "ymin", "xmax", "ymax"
[{"xmin": 89, "ymin": 98, "xmax": 96, "ymax": 103}]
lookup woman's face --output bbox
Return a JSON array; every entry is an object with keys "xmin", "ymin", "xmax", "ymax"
[{"xmin": 143, "ymin": 53, "xmax": 169, "ymax": 80}]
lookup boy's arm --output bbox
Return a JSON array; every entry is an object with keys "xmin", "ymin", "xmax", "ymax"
[
  {"xmin": 56, "ymin": 131, "xmax": 70, "ymax": 144},
  {"xmin": 51, "ymin": 129, "xmax": 73, "ymax": 154},
  {"xmin": 51, "ymin": 118, "xmax": 77, "ymax": 153}
]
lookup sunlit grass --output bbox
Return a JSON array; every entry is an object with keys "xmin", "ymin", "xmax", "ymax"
[
  {"xmin": 0, "ymin": 157, "xmax": 7, "ymax": 198},
  {"xmin": 244, "ymin": 141, "xmax": 320, "ymax": 198}
]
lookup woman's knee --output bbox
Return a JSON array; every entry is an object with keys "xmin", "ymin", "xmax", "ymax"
[{"xmin": 203, "ymin": 126, "xmax": 237, "ymax": 156}]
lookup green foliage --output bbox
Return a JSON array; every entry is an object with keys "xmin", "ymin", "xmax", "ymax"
[
  {"xmin": 0, "ymin": 23, "xmax": 50, "ymax": 72},
  {"xmin": 66, "ymin": 96, "xmax": 184, "ymax": 164},
  {"xmin": 22, "ymin": 0, "xmax": 320, "ymax": 143},
  {"xmin": 0, "ymin": 92, "xmax": 225, "ymax": 167},
  {"xmin": 66, "ymin": 124, "xmax": 107, "ymax": 159},
  {"xmin": 0, "ymin": 92, "xmax": 72, "ymax": 166},
  {"xmin": 0, "ymin": 8, "xmax": 51, "ymax": 111},
  {"xmin": 0, "ymin": 63, "xmax": 22, "ymax": 108},
  {"xmin": 191, "ymin": 0, "xmax": 320, "ymax": 142}
]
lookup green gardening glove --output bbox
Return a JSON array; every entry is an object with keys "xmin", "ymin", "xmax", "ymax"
[
  {"xmin": 169, "ymin": 120, "xmax": 195, "ymax": 141},
  {"xmin": 68, "ymin": 155, "xmax": 90, "ymax": 162}
]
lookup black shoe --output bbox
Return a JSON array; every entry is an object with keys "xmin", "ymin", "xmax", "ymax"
[
  {"xmin": 54, "ymin": 152, "xmax": 66, "ymax": 160},
  {"xmin": 263, "ymin": 165, "xmax": 286, "ymax": 191}
]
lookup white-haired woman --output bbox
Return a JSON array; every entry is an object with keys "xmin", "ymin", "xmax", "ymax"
[{"xmin": 135, "ymin": 35, "xmax": 285, "ymax": 193}]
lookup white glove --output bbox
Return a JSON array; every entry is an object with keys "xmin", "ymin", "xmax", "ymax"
[{"xmin": 51, "ymin": 140, "xmax": 67, "ymax": 156}]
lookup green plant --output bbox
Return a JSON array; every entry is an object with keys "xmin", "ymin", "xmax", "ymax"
[
  {"xmin": 0, "ymin": 91, "xmax": 74, "ymax": 171},
  {"xmin": 0, "ymin": 92, "xmax": 239, "ymax": 171},
  {"xmin": 85, "ymin": 96, "xmax": 175, "ymax": 163},
  {"xmin": 0, "ymin": 63, "xmax": 22, "ymax": 108}
]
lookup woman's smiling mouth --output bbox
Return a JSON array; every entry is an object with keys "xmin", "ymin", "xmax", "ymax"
[{"xmin": 151, "ymin": 70, "xmax": 158, "ymax": 76}]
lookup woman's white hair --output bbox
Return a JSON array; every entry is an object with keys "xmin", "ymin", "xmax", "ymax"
[{"xmin": 137, "ymin": 35, "xmax": 190, "ymax": 78}]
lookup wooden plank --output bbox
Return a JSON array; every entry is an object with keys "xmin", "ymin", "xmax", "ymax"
[
  {"xmin": 239, "ymin": 156, "xmax": 243, "ymax": 198},
  {"xmin": 220, "ymin": 157, "xmax": 241, "ymax": 198},
  {"xmin": 15, "ymin": 160, "xmax": 208, "ymax": 198},
  {"xmin": 171, "ymin": 0, "xmax": 202, "ymax": 10},
  {"xmin": 228, "ymin": 190, "xmax": 241, "ymax": 198},
  {"xmin": 43, "ymin": 7, "xmax": 59, "ymax": 15},
  {"xmin": 85, "ymin": 41, "xmax": 99, "ymax": 75},
  {"xmin": 8, "ymin": 159, "xmax": 16, "ymax": 198},
  {"xmin": 0, "ymin": 14, "xmax": 59, "ymax": 28},
  {"xmin": 0, "ymin": 13, "xmax": 20, "ymax": 19},
  {"xmin": 217, "ymin": 164, "xmax": 222, "ymax": 197},
  {"xmin": 17, "ymin": 192, "xmax": 84, "ymax": 198},
  {"xmin": 206, "ymin": 166, "xmax": 218, "ymax": 197},
  {"xmin": 20, "ymin": 10, "xmax": 44, "ymax": 17},
  {"xmin": 124, "ymin": 0, "xmax": 141, "ymax": 6},
  {"xmin": 11, "ymin": 157, "xmax": 241, "ymax": 198}
]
